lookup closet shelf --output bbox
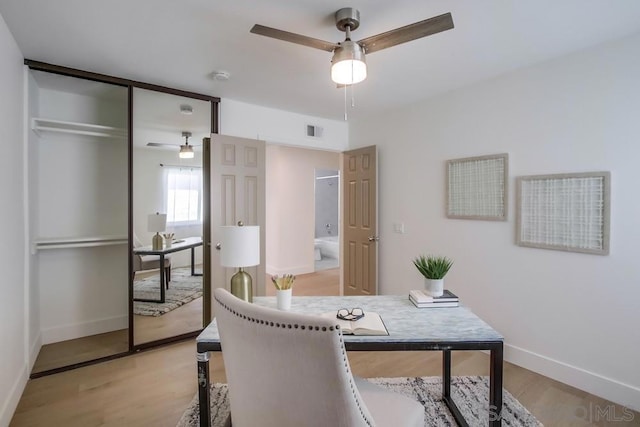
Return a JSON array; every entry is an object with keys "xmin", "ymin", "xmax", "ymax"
[
  {"xmin": 32, "ymin": 118, "xmax": 127, "ymax": 139},
  {"xmin": 32, "ymin": 235, "xmax": 128, "ymax": 253}
]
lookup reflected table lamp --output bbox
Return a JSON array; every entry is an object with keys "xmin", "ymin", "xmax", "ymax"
[
  {"xmin": 148, "ymin": 212, "xmax": 167, "ymax": 250},
  {"xmin": 220, "ymin": 222, "xmax": 260, "ymax": 303}
]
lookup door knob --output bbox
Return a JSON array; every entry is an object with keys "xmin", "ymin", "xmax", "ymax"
[
  {"xmin": 368, "ymin": 235, "xmax": 379, "ymax": 242},
  {"xmin": 215, "ymin": 243, "xmax": 221, "ymax": 250}
]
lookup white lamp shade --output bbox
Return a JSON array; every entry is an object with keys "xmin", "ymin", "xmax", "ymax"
[
  {"xmin": 220, "ymin": 225, "xmax": 260, "ymax": 268},
  {"xmin": 148, "ymin": 213, "xmax": 167, "ymax": 232}
]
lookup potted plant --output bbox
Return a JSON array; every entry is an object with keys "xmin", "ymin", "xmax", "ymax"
[
  {"xmin": 413, "ymin": 255, "xmax": 453, "ymax": 297},
  {"xmin": 271, "ymin": 274, "xmax": 295, "ymax": 311}
]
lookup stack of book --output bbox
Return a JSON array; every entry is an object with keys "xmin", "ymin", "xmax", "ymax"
[{"xmin": 409, "ymin": 289, "xmax": 459, "ymax": 308}]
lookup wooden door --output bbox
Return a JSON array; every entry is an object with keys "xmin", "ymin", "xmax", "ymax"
[
  {"xmin": 210, "ymin": 134, "xmax": 266, "ymax": 315},
  {"xmin": 342, "ymin": 146, "xmax": 378, "ymax": 296}
]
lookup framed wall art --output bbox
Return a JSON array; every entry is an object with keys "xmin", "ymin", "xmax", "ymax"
[
  {"xmin": 446, "ymin": 153, "xmax": 508, "ymax": 221},
  {"xmin": 516, "ymin": 171, "xmax": 610, "ymax": 255}
]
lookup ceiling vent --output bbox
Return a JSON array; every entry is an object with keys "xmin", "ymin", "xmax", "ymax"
[{"xmin": 306, "ymin": 124, "xmax": 323, "ymax": 138}]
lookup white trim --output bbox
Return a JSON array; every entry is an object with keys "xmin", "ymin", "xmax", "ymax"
[
  {"xmin": 505, "ymin": 343, "xmax": 640, "ymax": 412},
  {"xmin": 41, "ymin": 315, "xmax": 128, "ymax": 345}
]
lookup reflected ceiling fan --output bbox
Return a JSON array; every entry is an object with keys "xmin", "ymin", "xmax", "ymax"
[
  {"xmin": 250, "ymin": 8, "xmax": 454, "ymax": 85},
  {"xmin": 147, "ymin": 131, "xmax": 200, "ymax": 159}
]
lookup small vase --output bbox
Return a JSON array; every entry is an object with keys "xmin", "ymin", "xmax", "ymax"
[
  {"xmin": 276, "ymin": 289, "xmax": 292, "ymax": 311},
  {"xmin": 425, "ymin": 278, "xmax": 444, "ymax": 297}
]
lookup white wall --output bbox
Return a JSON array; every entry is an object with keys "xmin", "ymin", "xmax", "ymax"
[
  {"xmin": 220, "ymin": 98, "xmax": 348, "ymax": 151},
  {"xmin": 0, "ymin": 12, "xmax": 26, "ymax": 427},
  {"xmin": 265, "ymin": 145, "xmax": 339, "ymax": 275},
  {"xmin": 349, "ymin": 33, "xmax": 640, "ymax": 410}
]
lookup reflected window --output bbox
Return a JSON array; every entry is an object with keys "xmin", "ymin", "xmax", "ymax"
[{"xmin": 164, "ymin": 166, "xmax": 202, "ymax": 226}]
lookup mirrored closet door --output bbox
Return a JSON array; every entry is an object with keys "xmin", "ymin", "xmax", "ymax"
[
  {"xmin": 132, "ymin": 88, "xmax": 211, "ymax": 346},
  {"xmin": 28, "ymin": 71, "xmax": 130, "ymax": 374}
]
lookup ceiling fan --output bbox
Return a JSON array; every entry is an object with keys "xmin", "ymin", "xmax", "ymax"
[
  {"xmin": 250, "ymin": 8, "xmax": 454, "ymax": 85},
  {"xmin": 147, "ymin": 131, "xmax": 200, "ymax": 159}
]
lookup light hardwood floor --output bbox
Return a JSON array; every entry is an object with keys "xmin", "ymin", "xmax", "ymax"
[
  {"xmin": 15, "ymin": 269, "xmax": 639, "ymax": 426},
  {"xmin": 32, "ymin": 267, "xmax": 205, "ymax": 373}
]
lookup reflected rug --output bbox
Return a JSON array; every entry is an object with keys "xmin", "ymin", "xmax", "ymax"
[
  {"xmin": 133, "ymin": 267, "xmax": 202, "ymax": 317},
  {"xmin": 176, "ymin": 376, "xmax": 543, "ymax": 426}
]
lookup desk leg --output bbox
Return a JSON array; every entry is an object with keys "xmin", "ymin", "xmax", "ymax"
[
  {"xmin": 160, "ymin": 254, "xmax": 166, "ymax": 303},
  {"xmin": 443, "ymin": 349, "xmax": 451, "ymax": 398},
  {"xmin": 191, "ymin": 247, "xmax": 203, "ymax": 276},
  {"xmin": 197, "ymin": 351, "xmax": 211, "ymax": 427},
  {"xmin": 490, "ymin": 343, "xmax": 504, "ymax": 426},
  {"xmin": 442, "ymin": 350, "xmax": 468, "ymax": 427}
]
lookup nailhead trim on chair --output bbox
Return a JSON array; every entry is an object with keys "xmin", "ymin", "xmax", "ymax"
[{"xmin": 214, "ymin": 295, "xmax": 374, "ymax": 426}]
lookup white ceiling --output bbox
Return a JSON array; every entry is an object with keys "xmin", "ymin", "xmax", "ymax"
[{"xmin": 3, "ymin": 0, "xmax": 640, "ymax": 121}]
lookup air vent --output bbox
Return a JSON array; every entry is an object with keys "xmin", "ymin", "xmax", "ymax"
[{"xmin": 306, "ymin": 124, "xmax": 323, "ymax": 138}]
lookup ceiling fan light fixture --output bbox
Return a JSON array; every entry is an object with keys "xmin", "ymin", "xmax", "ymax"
[
  {"xmin": 331, "ymin": 41, "xmax": 367, "ymax": 85},
  {"xmin": 179, "ymin": 144, "xmax": 195, "ymax": 159}
]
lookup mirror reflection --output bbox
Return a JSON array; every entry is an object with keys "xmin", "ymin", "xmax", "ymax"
[{"xmin": 132, "ymin": 88, "xmax": 210, "ymax": 345}]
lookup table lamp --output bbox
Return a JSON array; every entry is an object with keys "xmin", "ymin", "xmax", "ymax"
[
  {"xmin": 220, "ymin": 222, "xmax": 260, "ymax": 302},
  {"xmin": 148, "ymin": 212, "xmax": 167, "ymax": 250}
]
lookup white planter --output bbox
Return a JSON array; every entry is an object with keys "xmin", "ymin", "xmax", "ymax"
[
  {"xmin": 276, "ymin": 289, "xmax": 292, "ymax": 311},
  {"xmin": 424, "ymin": 278, "xmax": 444, "ymax": 297}
]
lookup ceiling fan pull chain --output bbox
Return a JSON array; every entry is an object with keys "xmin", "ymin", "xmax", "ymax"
[
  {"xmin": 351, "ymin": 81, "xmax": 356, "ymax": 108},
  {"xmin": 343, "ymin": 83, "xmax": 348, "ymax": 121}
]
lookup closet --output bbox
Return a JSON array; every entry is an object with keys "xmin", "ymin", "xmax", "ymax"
[
  {"xmin": 28, "ymin": 70, "xmax": 129, "ymax": 374},
  {"xmin": 25, "ymin": 61, "xmax": 220, "ymax": 376}
]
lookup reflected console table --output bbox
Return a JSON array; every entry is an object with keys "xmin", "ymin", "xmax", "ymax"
[
  {"xmin": 133, "ymin": 236, "xmax": 202, "ymax": 304},
  {"xmin": 196, "ymin": 295, "xmax": 504, "ymax": 427}
]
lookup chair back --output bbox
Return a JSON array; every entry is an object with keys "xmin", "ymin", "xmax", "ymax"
[{"xmin": 213, "ymin": 288, "xmax": 375, "ymax": 427}]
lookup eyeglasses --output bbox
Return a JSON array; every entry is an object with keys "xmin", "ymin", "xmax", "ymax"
[{"xmin": 336, "ymin": 308, "xmax": 364, "ymax": 321}]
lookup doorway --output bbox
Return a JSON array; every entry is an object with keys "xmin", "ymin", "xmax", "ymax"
[{"xmin": 264, "ymin": 145, "xmax": 340, "ymax": 296}]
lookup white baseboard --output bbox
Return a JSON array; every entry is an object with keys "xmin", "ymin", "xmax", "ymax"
[
  {"xmin": 265, "ymin": 264, "xmax": 314, "ymax": 276},
  {"xmin": 505, "ymin": 343, "xmax": 640, "ymax": 412},
  {"xmin": 0, "ymin": 362, "xmax": 28, "ymax": 427},
  {"xmin": 41, "ymin": 315, "xmax": 128, "ymax": 345}
]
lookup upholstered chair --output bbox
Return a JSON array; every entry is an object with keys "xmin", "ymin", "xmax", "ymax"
[
  {"xmin": 132, "ymin": 233, "xmax": 171, "ymax": 286},
  {"xmin": 213, "ymin": 288, "xmax": 424, "ymax": 427}
]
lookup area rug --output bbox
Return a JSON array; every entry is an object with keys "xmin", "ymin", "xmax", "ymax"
[
  {"xmin": 133, "ymin": 267, "xmax": 202, "ymax": 317},
  {"xmin": 176, "ymin": 376, "xmax": 543, "ymax": 426}
]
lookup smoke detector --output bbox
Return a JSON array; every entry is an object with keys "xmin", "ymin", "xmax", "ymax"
[
  {"xmin": 179, "ymin": 104, "xmax": 193, "ymax": 115},
  {"xmin": 211, "ymin": 70, "xmax": 231, "ymax": 81}
]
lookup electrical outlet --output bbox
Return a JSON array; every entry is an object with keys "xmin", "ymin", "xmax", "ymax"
[{"xmin": 393, "ymin": 222, "xmax": 405, "ymax": 234}]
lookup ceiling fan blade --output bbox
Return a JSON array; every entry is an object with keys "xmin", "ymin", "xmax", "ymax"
[
  {"xmin": 147, "ymin": 142, "xmax": 179, "ymax": 147},
  {"xmin": 250, "ymin": 24, "xmax": 338, "ymax": 52},
  {"xmin": 358, "ymin": 12, "xmax": 454, "ymax": 54}
]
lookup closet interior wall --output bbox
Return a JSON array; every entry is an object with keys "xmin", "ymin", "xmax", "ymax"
[{"xmin": 28, "ymin": 70, "xmax": 129, "ymax": 374}]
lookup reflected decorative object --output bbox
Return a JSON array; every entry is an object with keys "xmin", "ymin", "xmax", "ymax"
[
  {"xmin": 220, "ymin": 222, "xmax": 260, "ymax": 302},
  {"xmin": 148, "ymin": 213, "xmax": 167, "ymax": 250},
  {"xmin": 179, "ymin": 132, "xmax": 195, "ymax": 159},
  {"xmin": 163, "ymin": 233, "xmax": 175, "ymax": 248}
]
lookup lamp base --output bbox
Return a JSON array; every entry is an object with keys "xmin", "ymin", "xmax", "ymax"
[
  {"xmin": 230, "ymin": 268, "xmax": 253, "ymax": 303},
  {"xmin": 152, "ymin": 232, "xmax": 163, "ymax": 250}
]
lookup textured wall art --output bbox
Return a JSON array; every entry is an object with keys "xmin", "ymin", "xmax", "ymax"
[
  {"xmin": 447, "ymin": 153, "xmax": 508, "ymax": 220},
  {"xmin": 516, "ymin": 172, "xmax": 610, "ymax": 255}
]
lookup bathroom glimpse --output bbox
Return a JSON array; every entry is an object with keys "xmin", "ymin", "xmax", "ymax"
[{"xmin": 314, "ymin": 169, "xmax": 339, "ymax": 271}]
